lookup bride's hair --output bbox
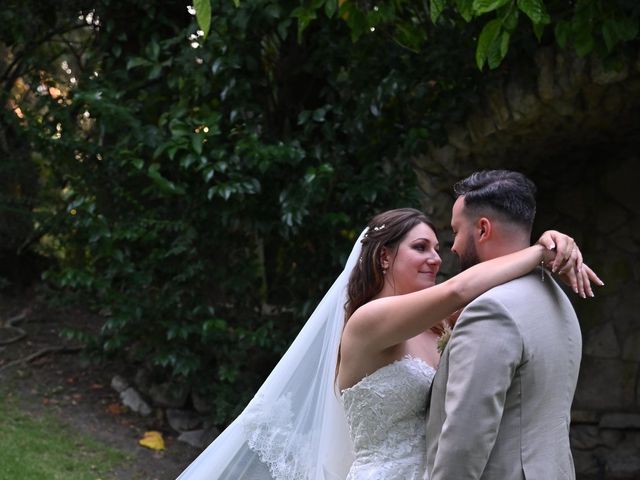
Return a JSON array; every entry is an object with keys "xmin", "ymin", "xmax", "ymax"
[
  {"xmin": 345, "ymin": 208, "xmax": 436, "ymax": 319},
  {"xmin": 335, "ymin": 208, "xmax": 436, "ymax": 383}
]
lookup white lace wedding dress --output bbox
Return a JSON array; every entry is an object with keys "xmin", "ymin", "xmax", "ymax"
[{"xmin": 341, "ymin": 355, "xmax": 436, "ymax": 480}]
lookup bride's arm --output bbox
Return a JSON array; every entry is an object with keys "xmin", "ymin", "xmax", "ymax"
[
  {"xmin": 344, "ymin": 244, "xmax": 549, "ymax": 351},
  {"xmin": 344, "ymin": 226, "xmax": 606, "ymax": 353}
]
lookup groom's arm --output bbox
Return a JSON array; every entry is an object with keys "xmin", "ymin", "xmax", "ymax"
[{"xmin": 430, "ymin": 296, "xmax": 522, "ymax": 480}]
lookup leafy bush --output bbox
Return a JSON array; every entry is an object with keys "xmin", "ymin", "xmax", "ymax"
[{"xmin": 12, "ymin": 0, "xmax": 427, "ymax": 423}]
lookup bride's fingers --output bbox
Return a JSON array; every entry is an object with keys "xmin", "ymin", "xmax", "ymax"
[
  {"xmin": 536, "ymin": 231, "xmax": 556, "ymax": 251},
  {"xmin": 558, "ymin": 247, "xmax": 579, "ymax": 276},
  {"xmin": 574, "ymin": 247, "xmax": 584, "ymax": 274},
  {"xmin": 551, "ymin": 236, "xmax": 575, "ymax": 273},
  {"xmin": 578, "ymin": 264, "xmax": 602, "ymax": 299},
  {"xmin": 576, "ymin": 265, "xmax": 586, "ymax": 298},
  {"xmin": 561, "ymin": 266, "xmax": 579, "ymax": 294},
  {"xmin": 584, "ymin": 264, "xmax": 604, "ymax": 289},
  {"xmin": 581, "ymin": 269, "xmax": 593, "ymax": 298}
]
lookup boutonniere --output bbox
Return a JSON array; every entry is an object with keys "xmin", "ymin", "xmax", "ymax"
[{"xmin": 436, "ymin": 325, "xmax": 453, "ymax": 355}]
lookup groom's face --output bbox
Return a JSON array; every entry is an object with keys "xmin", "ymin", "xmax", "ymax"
[{"xmin": 451, "ymin": 196, "xmax": 481, "ymax": 271}]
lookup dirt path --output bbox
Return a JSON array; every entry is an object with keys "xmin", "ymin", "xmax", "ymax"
[{"xmin": 0, "ymin": 291, "xmax": 201, "ymax": 480}]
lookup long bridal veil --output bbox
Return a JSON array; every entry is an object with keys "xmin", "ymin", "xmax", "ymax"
[{"xmin": 177, "ymin": 229, "xmax": 367, "ymax": 480}]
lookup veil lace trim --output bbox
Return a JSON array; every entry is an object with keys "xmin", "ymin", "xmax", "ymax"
[{"xmin": 243, "ymin": 393, "xmax": 313, "ymax": 480}]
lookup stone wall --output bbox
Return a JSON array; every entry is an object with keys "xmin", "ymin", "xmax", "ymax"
[{"xmin": 413, "ymin": 46, "xmax": 640, "ymax": 479}]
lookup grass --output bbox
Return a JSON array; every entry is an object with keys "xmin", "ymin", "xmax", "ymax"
[{"xmin": 0, "ymin": 391, "xmax": 130, "ymax": 480}]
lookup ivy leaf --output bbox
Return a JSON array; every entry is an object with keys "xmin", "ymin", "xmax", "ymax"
[
  {"xmin": 126, "ymin": 57, "xmax": 152, "ymax": 70},
  {"xmin": 147, "ymin": 164, "xmax": 185, "ymax": 195},
  {"xmin": 430, "ymin": 0, "xmax": 446, "ymax": 23},
  {"xmin": 297, "ymin": 110, "xmax": 312, "ymax": 125},
  {"xmin": 341, "ymin": 3, "xmax": 367, "ymax": 41},
  {"xmin": 602, "ymin": 19, "xmax": 618, "ymax": 52},
  {"xmin": 194, "ymin": 0, "xmax": 212, "ymax": 39},
  {"xmin": 455, "ymin": 0, "xmax": 474, "ymax": 22},
  {"xmin": 554, "ymin": 19, "xmax": 570, "ymax": 48},
  {"xmin": 517, "ymin": 0, "xmax": 549, "ymax": 25},
  {"xmin": 472, "ymin": 0, "xmax": 511, "ymax": 15},
  {"xmin": 487, "ymin": 29, "xmax": 509, "ymax": 69},
  {"xmin": 533, "ymin": 21, "xmax": 545, "ymax": 42},
  {"xmin": 324, "ymin": 0, "xmax": 337, "ymax": 18},
  {"xmin": 500, "ymin": 30, "xmax": 511, "ymax": 58},
  {"xmin": 502, "ymin": 7, "xmax": 519, "ymax": 32},
  {"xmin": 291, "ymin": 6, "xmax": 318, "ymax": 41},
  {"xmin": 611, "ymin": 16, "xmax": 639, "ymax": 42},
  {"xmin": 312, "ymin": 107, "xmax": 327, "ymax": 122},
  {"xmin": 573, "ymin": 28, "xmax": 594, "ymax": 57},
  {"xmin": 394, "ymin": 20, "xmax": 427, "ymax": 51},
  {"xmin": 191, "ymin": 134, "xmax": 203, "ymax": 155},
  {"xmin": 476, "ymin": 18, "xmax": 502, "ymax": 70}
]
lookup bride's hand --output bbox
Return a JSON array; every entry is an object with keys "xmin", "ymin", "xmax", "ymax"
[{"xmin": 536, "ymin": 230, "xmax": 604, "ymax": 298}]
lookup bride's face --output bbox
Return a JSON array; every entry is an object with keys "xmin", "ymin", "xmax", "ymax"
[{"xmin": 384, "ymin": 222, "xmax": 441, "ymax": 295}]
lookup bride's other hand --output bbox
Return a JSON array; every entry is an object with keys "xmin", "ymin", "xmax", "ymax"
[
  {"xmin": 536, "ymin": 230, "xmax": 604, "ymax": 298},
  {"xmin": 536, "ymin": 230, "xmax": 579, "ymax": 273}
]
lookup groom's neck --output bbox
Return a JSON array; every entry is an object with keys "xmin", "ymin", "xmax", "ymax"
[{"xmin": 479, "ymin": 229, "xmax": 531, "ymax": 262}]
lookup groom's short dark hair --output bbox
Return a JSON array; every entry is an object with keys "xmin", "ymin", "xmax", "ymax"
[{"xmin": 453, "ymin": 170, "xmax": 536, "ymax": 230}]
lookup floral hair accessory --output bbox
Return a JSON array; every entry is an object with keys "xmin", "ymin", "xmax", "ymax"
[{"xmin": 363, "ymin": 224, "xmax": 386, "ymax": 240}]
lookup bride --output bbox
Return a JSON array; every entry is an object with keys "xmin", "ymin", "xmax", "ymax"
[{"xmin": 177, "ymin": 208, "xmax": 599, "ymax": 480}]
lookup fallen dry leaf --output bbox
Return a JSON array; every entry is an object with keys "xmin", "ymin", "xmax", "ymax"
[
  {"xmin": 139, "ymin": 431, "xmax": 165, "ymax": 451},
  {"xmin": 106, "ymin": 402, "xmax": 126, "ymax": 415}
]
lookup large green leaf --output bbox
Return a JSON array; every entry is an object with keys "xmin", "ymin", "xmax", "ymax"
[
  {"xmin": 472, "ymin": 0, "xmax": 511, "ymax": 15},
  {"xmin": 573, "ymin": 28, "xmax": 594, "ymax": 57},
  {"xmin": 476, "ymin": 18, "xmax": 502, "ymax": 69},
  {"xmin": 291, "ymin": 5, "xmax": 318, "ymax": 41},
  {"xmin": 430, "ymin": 0, "xmax": 446, "ymax": 23},
  {"xmin": 324, "ymin": 0, "xmax": 338, "ymax": 18},
  {"xmin": 502, "ymin": 7, "xmax": 519, "ymax": 32},
  {"xmin": 516, "ymin": 0, "xmax": 549, "ymax": 25},
  {"xmin": 455, "ymin": 0, "xmax": 475, "ymax": 22},
  {"xmin": 147, "ymin": 164, "xmax": 186, "ymax": 195},
  {"xmin": 194, "ymin": 0, "xmax": 212, "ymax": 39}
]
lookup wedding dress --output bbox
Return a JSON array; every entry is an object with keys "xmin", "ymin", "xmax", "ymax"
[{"xmin": 342, "ymin": 355, "xmax": 436, "ymax": 480}]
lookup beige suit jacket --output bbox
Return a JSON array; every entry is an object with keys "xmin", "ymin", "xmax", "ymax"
[{"xmin": 425, "ymin": 269, "xmax": 581, "ymax": 480}]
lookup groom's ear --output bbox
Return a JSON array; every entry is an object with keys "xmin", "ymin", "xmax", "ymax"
[{"xmin": 476, "ymin": 217, "xmax": 492, "ymax": 243}]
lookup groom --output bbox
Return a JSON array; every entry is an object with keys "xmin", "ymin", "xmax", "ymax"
[{"xmin": 425, "ymin": 170, "xmax": 582, "ymax": 479}]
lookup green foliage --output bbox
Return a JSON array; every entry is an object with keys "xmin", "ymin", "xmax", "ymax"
[
  {"xmin": 283, "ymin": 0, "xmax": 640, "ymax": 69},
  {"xmin": 437, "ymin": 0, "xmax": 639, "ymax": 67},
  {"xmin": 6, "ymin": 0, "xmax": 467, "ymax": 425}
]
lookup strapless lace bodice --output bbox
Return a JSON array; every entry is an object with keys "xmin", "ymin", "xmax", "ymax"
[{"xmin": 341, "ymin": 356, "xmax": 436, "ymax": 479}]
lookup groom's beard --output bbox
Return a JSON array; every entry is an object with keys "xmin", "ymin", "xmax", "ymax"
[{"xmin": 458, "ymin": 235, "xmax": 480, "ymax": 271}]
